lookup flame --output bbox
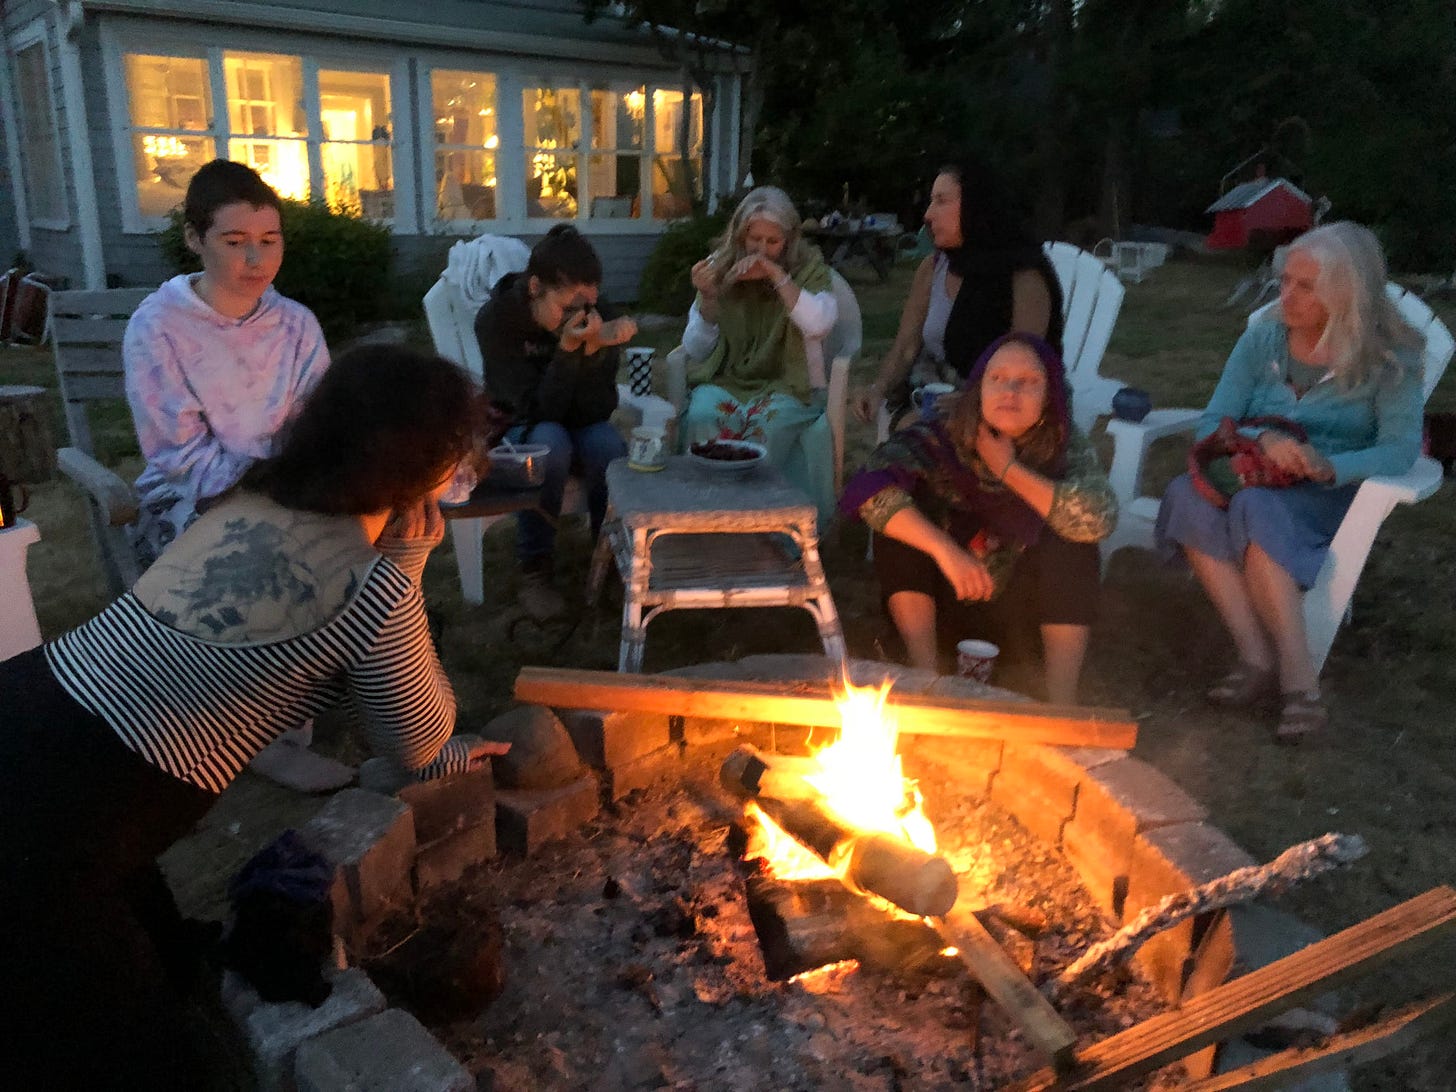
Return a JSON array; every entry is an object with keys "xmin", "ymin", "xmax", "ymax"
[{"xmin": 748, "ymin": 676, "xmax": 937, "ymax": 879}]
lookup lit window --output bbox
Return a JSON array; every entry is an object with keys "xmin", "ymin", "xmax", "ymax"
[
  {"xmin": 223, "ymin": 51, "xmax": 310, "ymax": 201},
  {"xmin": 652, "ymin": 88, "xmax": 703, "ymax": 220},
  {"xmin": 523, "ymin": 86, "xmax": 581, "ymax": 220},
  {"xmin": 318, "ymin": 70, "xmax": 393, "ymax": 219},
  {"xmin": 13, "ymin": 39, "xmax": 67, "ymax": 224},
  {"xmin": 586, "ymin": 86, "xmax": 643, "ymax": 220},
  {"xmin": 122, "ymin": 54, "xmax": 216, "ymax": 218},
  {"xmin": 432, "ymin": 70, "xmax": 498, "ymax": 221}
]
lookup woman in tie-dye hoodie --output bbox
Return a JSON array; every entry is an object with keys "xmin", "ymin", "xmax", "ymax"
[{"xmin": 124, "ymin": 159, "xmax": 329, "ymax": 567}]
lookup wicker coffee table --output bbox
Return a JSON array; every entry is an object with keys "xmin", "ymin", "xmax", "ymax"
[{"xmin": 587, "ymin": 456, "xmax": 846, "ymax": 672}]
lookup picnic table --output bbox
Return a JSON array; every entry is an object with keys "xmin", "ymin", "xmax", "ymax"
[{"xmin": 803, "ymin": 223, "xmax": 900, "ymax": 282}]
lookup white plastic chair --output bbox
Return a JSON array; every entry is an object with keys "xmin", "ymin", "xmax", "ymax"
[
  {"xmin": 875, "ymin": 242, "xmax": 1127, "ymax": 443},
  {"xmin": 665, "ymin": 268, "xmax": 861, "ymax": 495},
  {"xmin": 1101, "ymin": 284, "xmax": 1453, "ymax": 673},
  {"xmin": 423, "ymin": 270, "xmax": 673, "ymax": 606}
]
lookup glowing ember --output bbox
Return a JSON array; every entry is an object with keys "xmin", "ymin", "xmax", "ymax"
[{"xmin": 749, "ymin": 677, "xmax": 938, "ymax": 881}]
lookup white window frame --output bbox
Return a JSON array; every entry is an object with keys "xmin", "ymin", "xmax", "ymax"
[
  {"xmin": 419, "ymin": 57, "xmax": 708, "ymax": 235},
  {"xmin": 101, "ymin": 22, "xmax": 415, "ymax": 234},
  {"xmin": 10, "ymin": 19, "xmax": 70, "ymax": 231}
]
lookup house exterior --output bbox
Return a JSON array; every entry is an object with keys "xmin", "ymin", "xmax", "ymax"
[
  {"xmin": 0, "ymin": 0, "xmax": 749, "ymax": 301},
  {"xmin": 1204, "ymin": 177, "xmax": 1312, "ymax": 251}
]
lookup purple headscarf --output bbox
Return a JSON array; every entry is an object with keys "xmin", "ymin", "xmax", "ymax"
[{"xmin": 840, "ymin": 332, "xmax": 1073, "ymax": 548}]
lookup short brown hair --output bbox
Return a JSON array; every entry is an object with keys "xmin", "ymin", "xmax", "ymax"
[{"xmin": 184, "ymin": 159, "xmax": 283, "ymax": 239}]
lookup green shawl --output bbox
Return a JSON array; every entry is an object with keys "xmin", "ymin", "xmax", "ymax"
[{"xmin": 687, "ymin": 249, "xmax": 833, "ymax": 404}]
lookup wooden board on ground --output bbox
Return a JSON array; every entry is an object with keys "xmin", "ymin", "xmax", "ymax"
[
  {"xmin": 1008, "ymin": 885, "xmax": 1456, "ymax": 1091},
  {"xmin": 515, "ymin": 667, "xmax": 1137, "ymax": 750},
  {"xmin": 936, "ymin": 910, "xmax": 1079, "ymax": 1070},
  {"xmin": 1181, "ymin": 992, "xmax": 1456, "ymax": 1091}
]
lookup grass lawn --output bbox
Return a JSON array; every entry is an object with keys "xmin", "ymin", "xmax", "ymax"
[{"xmin": 5, "ymin": 256, "xmax": 1455, "ymax": 1089}]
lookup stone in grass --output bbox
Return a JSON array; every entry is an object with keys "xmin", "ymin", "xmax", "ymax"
[
  {"xmin": 243, "ymin": 966, "xmax": 385, "ymax": 1092},
  {"xmin": 294, "ymin": 1009, "xmax": 472, "ymax": 1092},
  {"xmin": 484, "ymin": 706, "xmax": 585, "ymax": 789}
]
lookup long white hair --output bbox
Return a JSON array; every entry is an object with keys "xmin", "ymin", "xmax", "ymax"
[
  {"xmin": 705, "ymin": 186, "xmax": 815, "ymax": 289},
  {"xmin": 1280, "ymin": 221, "xmax": 1424, "ymax": 390}
]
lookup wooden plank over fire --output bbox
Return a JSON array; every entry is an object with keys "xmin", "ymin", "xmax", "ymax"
[
  {"xmin": 514, "ymin": 667, "xmax": 1137, "ymax": 749},
  {"xmin": 1181, "ymin": 992, "xmax": 1456, "ymax": 1091},
  {"xmin": 935, "ymin": 910, "xmax": 1079, "ymax": 1069},
  {"xmin": 1008, "ymin": 885, "xmax": 1456, "ymax": 1091}
]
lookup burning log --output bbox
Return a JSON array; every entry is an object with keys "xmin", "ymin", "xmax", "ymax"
[
  {"xmin": 744, "ymin": 874, "xmax": 949, "ymax": 981},
  {"xmin": 721, "ymin": 745, "xmax": 959, "ymax": 918},
  {"xmin": 514, "ymin": 666, "xmax": 1138, "ymax": 749}
]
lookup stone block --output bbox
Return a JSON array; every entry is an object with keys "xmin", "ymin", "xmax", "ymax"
[
  {"xmin": 302, "ymin": 789, "xmax": 416, "ymax": 937},
  {"xmin": 1126, "ymin": 822, "xmax": 1257, "ymax": 1002},
  {"xmin": 484, "ymin": 707, "xmax": 585, "ymax": 789},
  {"xmin": 295, "ymin": 1008, "xmax": 472, "ymax": 1092},
  {"xmin": 397, "ymin": 763, "xmax": 496, "ymax": 844},
  {"xmin": 901, "ymin": 736, "xmax": 1003, "ymax": 800},
  {"xmin": 358, "ymin": 756, "xmax": 414, "ymax": 796},
  {"xmin": 600, "ymin": 744, "xmax": 680, "ymax": 801},
  {"xmin": 414, "ymin": 823, "xmax": 498, "ymax": 889},
  {"xmin": 989, "ymin": 745, "xmax": 1082, "ymax": 850},
  {"xmin": 734, "ymin": 653, "xmax": 842, "ymax": 682},
  {"xmin": 244, "ymin": 967, "xmax": 385, "ymax": 1092},
  {"xmin": 495, "ymin": 775, "xmax": 600, "ymax": 855},
  {"xmin": 1061, "ymin": 757, "xmax": 1207, "ymax": 921},
  {"xmin": 562, "ymin": 709, "xmax": 671, "ymax": 769}
]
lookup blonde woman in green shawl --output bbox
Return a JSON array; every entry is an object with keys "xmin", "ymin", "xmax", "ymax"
[{"xmin": 682, "ymin": 186, "xmax": 839, "ymax": 518}]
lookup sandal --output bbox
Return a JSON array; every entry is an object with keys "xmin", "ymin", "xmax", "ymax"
[
  {"xmin": 1207, "ymin": 663, "xmax": 1278, "ymax": 708},
  {"xmin": 1277, "ymin": 690, "xmax": 1328, "ymax": 743}
]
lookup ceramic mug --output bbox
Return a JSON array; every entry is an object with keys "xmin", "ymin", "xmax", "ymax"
[
  {"xmin": 628, "ymin": 425, "xmax": 667, "ymax": 472},
  {"xmin": 956, "ymin": 639, "xmax": 1000, "ymax": 683},
  {"xmin": 0, "ymin": 473, "xmax": 29, "ymax": 530},
  {"xmin": 911, "ymin": 382, "xmax": 956, "ymax": 421}
]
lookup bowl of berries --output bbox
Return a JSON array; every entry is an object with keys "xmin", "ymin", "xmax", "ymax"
[{"xmin": 687, "ymin": 438, "xmax": 767, "ymax": 475}]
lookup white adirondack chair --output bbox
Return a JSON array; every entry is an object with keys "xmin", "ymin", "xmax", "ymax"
[
  {"xmin": 875, "ymin": 242, "xmax": 1127, "ymax": 442},
  {"xmin": 422, "ymin": 268, "xmax": 673, "ymax": 606},
  {"xmin": 1101, "ymin": 284, "xmax": 1454, "ymax": 673},
  {"xmin": 664, "ymin": 268, "xmax": 862, "ymax": 495}
]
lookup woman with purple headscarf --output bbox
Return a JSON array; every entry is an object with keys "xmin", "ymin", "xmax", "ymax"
[{"xmin": 841, "ymin": 333, "xmax": 1116, "ymax": 702}]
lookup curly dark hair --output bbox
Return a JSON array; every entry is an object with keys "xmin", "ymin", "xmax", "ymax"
[
  {"xmin": 241, "ymin": 344, "xmax": 486, "ymax": 515},
  {"xmin": 184, "ymin": 159, "xmax": 282, "ymax": 239}
]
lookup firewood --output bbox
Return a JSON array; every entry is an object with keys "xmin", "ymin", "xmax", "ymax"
[
  {"xmin": 1178, "ymin": 992, "xmax": 1456, "ymax": 1091},
  {"xmin": 934, "ymin": 910, "xmax": 1079, "ymax": 1070},
  {"xmin": 1051, "ymin": 833, "xmax": 1369, "ymax": 998},
  {"xmin": 515, "ymin": 666, "xmax": 1137, "ymax": 749},
  {"xmin": 743, "ymin": 874, "xmax": 946, "ymax": 981},
  {"xmin": 1009, "ymin": 886, "xmax": 1456, "ymax": 1091},
  {"xmin": 720, "ymin": 746, "xmax": 959, "ymax": 918}
]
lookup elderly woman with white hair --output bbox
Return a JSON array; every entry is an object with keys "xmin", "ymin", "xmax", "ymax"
[
  {"xmin": 681, "ymin": 186, "xmax": 839, "ymax": 518},
  {"xmin": 1155, "ymin": 221, "xmax": 1425, "ymax": 741}
]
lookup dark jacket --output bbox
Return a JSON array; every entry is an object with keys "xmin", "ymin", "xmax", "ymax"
[{"xmin": 473, "ymin": 272, "xmax": 620, "ymax": 430}]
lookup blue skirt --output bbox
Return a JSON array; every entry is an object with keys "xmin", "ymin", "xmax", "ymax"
[{"xmin": 1155, "ymin": 474, "xmax": 1358, "ymax": 590}]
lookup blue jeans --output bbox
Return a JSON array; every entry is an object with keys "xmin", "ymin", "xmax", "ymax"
[{"xmin": 507, "ymin": 419, "xmax": 626, "ymax": 564}]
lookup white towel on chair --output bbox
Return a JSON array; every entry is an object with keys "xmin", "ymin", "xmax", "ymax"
[{"xmin": 443, "ymin": 234, "xmax": 531, "ymax": 307}]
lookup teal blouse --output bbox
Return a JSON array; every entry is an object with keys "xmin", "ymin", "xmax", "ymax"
[{"xmin": 1198, "ymin": 320, "xmax": 1423, "ymax": 487}]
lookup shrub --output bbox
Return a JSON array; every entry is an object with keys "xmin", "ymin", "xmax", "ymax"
[
  {"xmin": 158, "ymin": 200, "xmax": 394, "ymax": 342},
  {"xmin": 637, "ymin": 210, "xmax": 730, "ymax": 315}
]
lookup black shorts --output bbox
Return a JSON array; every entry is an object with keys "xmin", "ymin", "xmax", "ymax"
[{"xmin": 872, "ymin": 529, "xmax": 1101, "ymax": 659}]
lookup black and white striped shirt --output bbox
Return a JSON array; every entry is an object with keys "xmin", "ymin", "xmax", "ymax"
[{"xmin": 46, "ymin": 557, "xmax": 469, "ymax": 793}]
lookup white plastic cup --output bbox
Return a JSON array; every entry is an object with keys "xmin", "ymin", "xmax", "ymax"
[
  {"xmin": 956, "ymin": 639, "xmax": 1000, "ymax": 683},
  {"xmin": 439, "ymin": 457, "xmax": 478, "ymax": 505},
  {"xmin": 628, "ymin": 425, "xmax": 667, "ymax": 472}
]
